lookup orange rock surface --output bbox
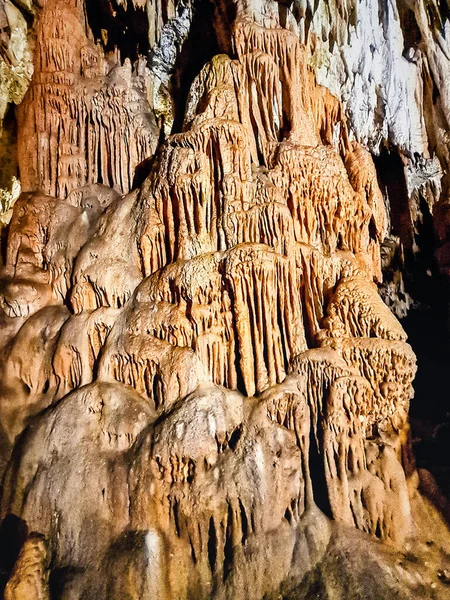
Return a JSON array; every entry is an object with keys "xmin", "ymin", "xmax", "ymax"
[{"xmin": 1, "ymin": 1, "xmax": 450, "ymax": 598}]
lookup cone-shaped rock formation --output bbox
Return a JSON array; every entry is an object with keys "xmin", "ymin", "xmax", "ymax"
[{"xmin": 1, "ymin": 1, "xmax": 450, "ymax": 599}]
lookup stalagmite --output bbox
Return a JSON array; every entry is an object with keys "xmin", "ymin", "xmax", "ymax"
[
  {"xmin": 323, "ymin": 375, "xmax": 412, "ymax": 546},
  {"xmin": 16, "ymin": 0, "xmax": 159, "ymax": 199},
  {"xmin": 2, "ymin": 1, "xmax": 450, "ymax": 599},
  {"xmin": 4, "ymin": 535, "xmax": 50, "ymax": 600}
]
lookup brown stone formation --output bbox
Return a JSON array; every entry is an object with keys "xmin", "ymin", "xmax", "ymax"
[
  {"xmin": 17, "ymin": 0, "xmax": 159, "ymax": 198},
  {"xmin": 4, "ymin": 534, "xmax": 50, "ymax": 600},
  {"xmin": 1, "ymin": 1, "xmax": 450, "ymax": 598}
]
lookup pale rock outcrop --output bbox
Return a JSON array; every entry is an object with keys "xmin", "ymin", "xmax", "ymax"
[{"xmin": 1, "ymin": 382, "xmax": 155, "ymax": 568}]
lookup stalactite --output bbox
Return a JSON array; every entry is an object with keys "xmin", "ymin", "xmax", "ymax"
[
  {"xmin": 323, "ymin": 375, "xmax": 412, "ymax": 546},
  {"xmin": 17, "ymin": 0, "xmax": 158, "ymax": 199},
  {"xmin": 3, "ymin": 3, "xmax": 450, "ymax": 599},
  {"xmin": 4, "ymin": 535, "xmax": 50, "ymax": 600}
]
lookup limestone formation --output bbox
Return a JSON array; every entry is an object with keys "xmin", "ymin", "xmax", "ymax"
[
  {"xmin": 1, "ymin": 1, "xmax": 450, "ymax": 599},
  {"xmin": 16, "ymin": 0, "xmax": 158, "ymax": 198},
  {"xmin": 4, "ymin": 534, "xmax": 50, "ymax": 600}
]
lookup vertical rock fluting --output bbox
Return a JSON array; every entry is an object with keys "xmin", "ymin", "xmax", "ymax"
[
  {"xmin": 17, "ymin": 0, "xmax": 159, "ymax": 198},
  {"xmin": 1, "ymin": 1, "xmax": 450, "ymax": 599}
]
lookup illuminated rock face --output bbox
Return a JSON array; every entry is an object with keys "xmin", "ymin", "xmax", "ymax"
[
  {"xmin": 16, "ymin": 0, "xmax": 158, "ymax": 198},
  {"xmin": 2, "ymin": 1, "xmax": 450, "ymax": 599}
]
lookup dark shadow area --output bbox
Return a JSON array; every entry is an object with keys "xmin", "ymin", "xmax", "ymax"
[
  {"xmin": 85, "ymin": 0, "xmax": 149, "ymax": 63},
  {"xmin": 403, "ymin": 289, "xmax": 450, "ymax": 498},
  {"xmin": 1, "ymin": 221, "xmax": 9, "ymax": 265},
  {"xmin": 0, "ymin": 105, "xmax": 18, "ymax": 262},
  {"xmin": 374, "ymin": 147, "xmax": 414, "ymax": 249},
  {"xmin": 397, "ymin": 191, "xmax": 450, "ymax": 494},
  {"xmin": 49, "ymin": 566, "xmax": 88, "ymax": 600},
  {"xmin": 132, "ymin": 155, "xmax": 157, "ymax": 190},
  {"xmin": 0, "ymin": 514, "xmax": 28, "ymax": 595},
  {"xmin": 169, "ymin": 0, "xmax": 220, "ymax": 134},
  {"xmin": 397, "ymin": 5, "xmax": 422, "ymax": 59},
  {"xmin": 308, "ymin": 429, "xmax": 332, "ymax": 518},
  {"xmin": 375, "ymin": 146, "xmax": 450, "ymax": 498}
]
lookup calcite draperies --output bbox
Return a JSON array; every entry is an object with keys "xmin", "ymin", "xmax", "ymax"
[{"xmin": 2, "ymin": 2, "xmax": 446, "ymax": 599}]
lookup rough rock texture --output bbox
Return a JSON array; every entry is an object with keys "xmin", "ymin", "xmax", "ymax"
[
  {"xmin": 0, "ymin": 0, "xmax": 33, "ymax": 218},
  {"xmin": 17, "ymin": 0, "xmax": 159, "ymax": 198},
  {"xmin": 1, "ymin": 1, "xmax": 450, "ymax": 599}
]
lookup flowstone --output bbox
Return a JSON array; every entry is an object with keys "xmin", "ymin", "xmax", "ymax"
[{"xmin": 1, "ymin": 1, "xmax": 450, "ymax": 599}]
